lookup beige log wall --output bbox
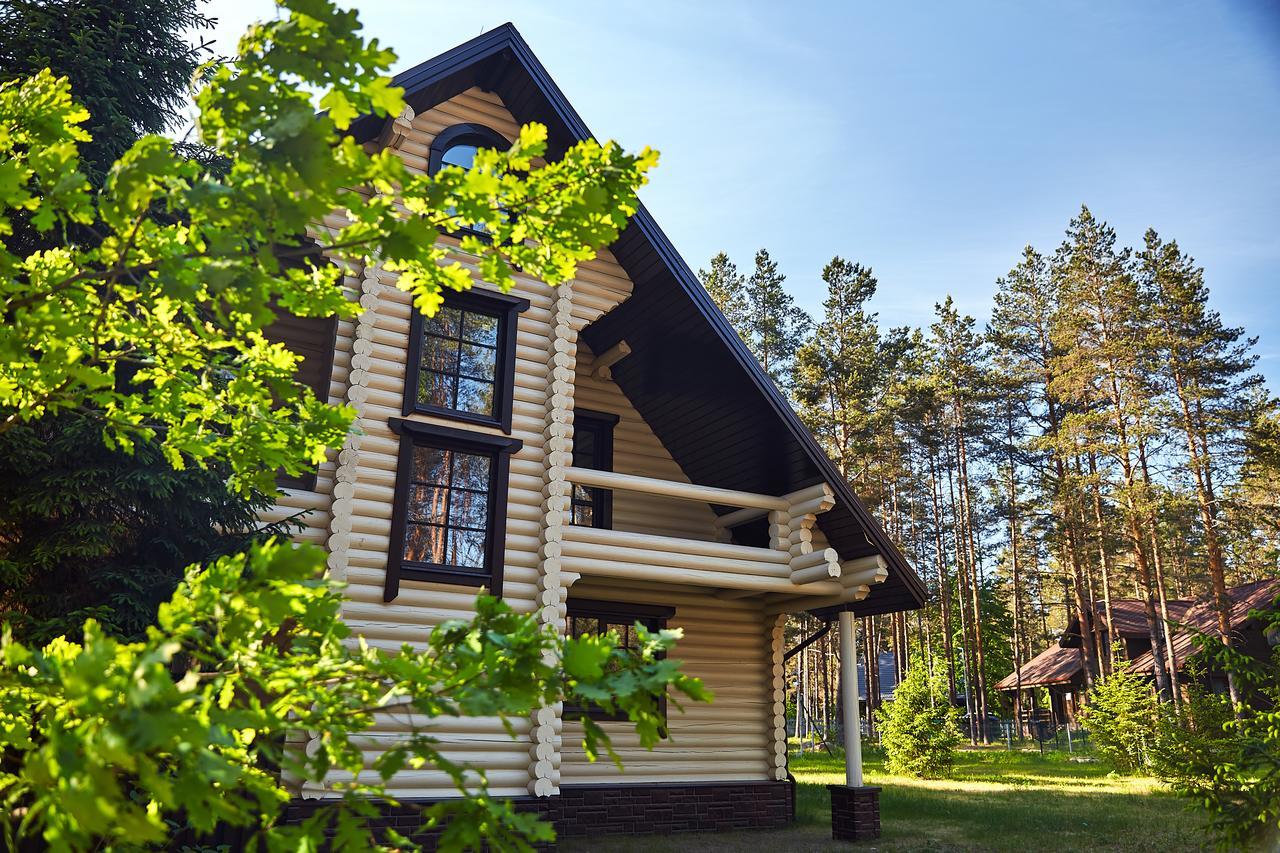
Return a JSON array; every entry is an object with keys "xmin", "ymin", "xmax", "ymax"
[
  {"xmin": 282, "ymin": 86, "xmax": 774, "ymax": 798},
  {"xmin": 560, "ymin": 580, "xmax": 777, "ymax": 784}
]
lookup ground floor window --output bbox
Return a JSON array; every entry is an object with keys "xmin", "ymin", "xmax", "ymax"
[{"xmin": 564, "ymin": 598, "xmax": 675, "ymax": 722}]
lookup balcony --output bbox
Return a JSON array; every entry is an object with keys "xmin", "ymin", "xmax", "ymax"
[{"xmin": 559, "ymin": 467, "xmax": 887, "ymax": 611}]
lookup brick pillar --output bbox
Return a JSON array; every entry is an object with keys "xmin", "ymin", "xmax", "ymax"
[{"xmin": 828, "ymin": 785, "xmax": 880, "ymax": 841}]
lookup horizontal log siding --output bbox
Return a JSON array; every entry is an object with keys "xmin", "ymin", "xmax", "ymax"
[
  {"xmin": 298, "ymin": 89, "xmax": 635, "ymax": 799},
  {"xmin": 560, "ymin": 580, "xmax": 774, "ymax": 784}
]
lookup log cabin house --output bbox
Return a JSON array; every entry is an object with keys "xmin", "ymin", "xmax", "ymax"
[{"xmin": 266, "ymin": 24, "xmax": 925, "ymax": 845}]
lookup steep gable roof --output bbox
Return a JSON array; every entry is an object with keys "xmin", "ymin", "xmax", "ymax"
[{"xmin": 354, "ymin": 24, "xmax": 925, "ymax": 616}]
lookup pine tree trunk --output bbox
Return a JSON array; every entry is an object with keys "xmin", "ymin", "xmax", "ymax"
[
  {"xmin": 1041, "ymin": 390, "xmax": 1101, "ymax": 689},
  {"xmin": 945, "ymin": 445, "xmax": 978, "ymax": 743},
  {"xmin": 1072, "ymin": 456, "xmax": 1107, "ymax": 684},
  {"xmin": 928, "ymin": 446, "xmax": 958, "ymax": 704},
  {"xmin": 1005, "ymin": 416, "xmax": 1027, "ymax": 737},
  {"xmin": 1101, "ymin": 367, "xmax": 1174, "ymax": 700},
  {"xmin": 956, "ymin": 423, "xmax": 991, "ymax": 742},
  {"xmin": 1087, "ymin": 452, "xmax": 1117, "ymax": 673},
  {"xmin": 1172, "ymin": 372, "xmax": 1239, "ymax": 704}
]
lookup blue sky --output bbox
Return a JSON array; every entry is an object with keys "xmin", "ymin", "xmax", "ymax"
[{"xmin": 206, "ymin": 0, "xmax": 1280, "ymax": 384}]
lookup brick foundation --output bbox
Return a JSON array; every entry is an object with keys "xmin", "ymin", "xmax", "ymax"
[
  {"xmin": 828, "ymin": 785, "xmax": 881, "ymax": 841},
  {"xmin": 283, "ymin": 780, "xmax": 793, "ymax": 848}
]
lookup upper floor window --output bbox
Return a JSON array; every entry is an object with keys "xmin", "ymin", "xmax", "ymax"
[
  {"xmin": 571, "ymin": 410, "xmax": 618, "ymax": 529},
  {"xmin": 429, "ymin": 124, "xmax": 513, "ymax": 236},
  {"xmin": 429, "ymin": 123, "xmax": 511, "ymax": 175},
  {"xmin": 404, "ymin": 288, "xmax": 529, "ymax": 433},
  {"xmin": 383, "ymin": 419, "xmax": 522, "ymax": 601}
]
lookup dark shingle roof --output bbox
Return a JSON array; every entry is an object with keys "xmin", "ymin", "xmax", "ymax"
[
  {"xmin": 995, "ymin": 645, "xmax": 1084, "ymax": 691},
  {"xmin": 1129, "ymin": 579, "xmax": 1280, "ymax": 675}
]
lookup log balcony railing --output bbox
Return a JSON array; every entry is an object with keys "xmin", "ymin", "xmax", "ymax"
[{"xmin": 560, "ymin": 467, "xmax": 887, "ymax": 608}]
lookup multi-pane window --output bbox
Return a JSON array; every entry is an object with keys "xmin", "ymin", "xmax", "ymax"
[
  {"xmin": 417, "ymin": 305, "xmax": 500, "ymax": 419},
  {"xmin": 570, "ymin": 410, "xmax": 617, "ymax": 529},
  {"xmin": 564, "ymin": 599, "xmax": 674, "ymax": 722},
  {"xmin": 384, "ymin": 419, "xmax": 522, "ymax": 601},
  {"xmin": 403, "ymin": 290, "xmax": 529, "ymax": 433},
  {"xmin": 402, "ymin": 444, "xmax": 492, "ymax": 572}
]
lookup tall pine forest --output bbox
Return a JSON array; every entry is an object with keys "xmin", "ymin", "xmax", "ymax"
[{"xmin": 700, "ymin": 205, "xmax": 1280, "ymax": 743}]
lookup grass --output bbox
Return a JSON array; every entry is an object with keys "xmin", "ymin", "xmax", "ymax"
[{"xmin": 560, "ymin": 746, "xmax": 1210, "ymax": 852}]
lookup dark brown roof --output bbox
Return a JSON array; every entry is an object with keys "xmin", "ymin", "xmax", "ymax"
[
  {"xmin": 995, "ymin": 645, "xmax": 1084, "ymax": 691},
  {"xmin": 1101, "ymin": 598, "xmax": 1193, "ymax": 638},
  {"xmin": 1130, "ymin": 579, "xmax": 1280, "ymax": 675},
  {"xmin": 1061, "ymin": 597, "xmax": 1194, "ymax": 647}
]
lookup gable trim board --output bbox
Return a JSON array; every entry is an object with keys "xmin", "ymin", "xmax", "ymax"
[{"xmin": 352, "ymin": 23, "xmax": 924, "ymax": 617}]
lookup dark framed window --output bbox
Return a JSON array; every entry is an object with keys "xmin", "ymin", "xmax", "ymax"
[
  {"xmin": 429, "ymin": 123, "xmax": 513, "ymax": 237},
  {"xmin": 565, "ymin": 599, "xmax": 675, "ymax": 722},
  {"xmin": 428, "ymin": 123, "xmax": 512, "ymax": 176},
  {"xmin": 570, "ymin": 409, "xmax": 618, "ymax": 529},
  {"xmin": 404, "ymin": 288, "xmax": 529, "ymax": 433},
  {"xmin": 384, "ymin": 418, "xmax": 522, "ymax": 601}
]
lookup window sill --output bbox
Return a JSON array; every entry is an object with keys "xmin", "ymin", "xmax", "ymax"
[{"xmin": 400, "ymin": 564, "xmax": 494, "ymax": 588}]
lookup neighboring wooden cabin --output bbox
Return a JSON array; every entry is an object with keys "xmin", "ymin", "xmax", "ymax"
[
  {"xmin": 996, "ymin": 597, "xmax": 1191, "ymax": 725},
  {"xmin": 266, "ymin": 24, "xmax": 925, "ymax": 841},
  {"xmin": 995, "ymin": 644, "xmax": 1085, "ymax": 726},
  {"xmin": 998, "ymin": 580, "xmax": 1280, "ymax": 723},
  {"xmin": 1128, "ymin": 578, "xmax": 1280, "ymax": 695}
]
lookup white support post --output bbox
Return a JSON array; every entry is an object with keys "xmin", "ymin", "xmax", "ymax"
[{"xmin": 839, "ymin": 610, "xmax": 863, "ymax": 787}]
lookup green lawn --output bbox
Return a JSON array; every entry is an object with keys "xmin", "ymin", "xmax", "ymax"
[{"xmin": 561, "ymin": 747, "xmax": 1210, "ymax": 852}]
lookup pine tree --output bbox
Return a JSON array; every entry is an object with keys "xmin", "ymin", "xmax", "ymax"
[
  {"xmin": 930, "ymin": 298, "xmax": 993, "ymax": 741},
  {"xmin": 793, "ymin": 258, "xmax": 889, "ymax": 485},
  {"xmin": 0, "ymin": 0, "xmax": 276, "ymax": 642},
  {"xmin": 989, "ymin": 244, "xmax": 1107, "ymax": 703},
  {"xmin": 744, "ymin": 249, "xmax": 811, "ymax": 388},
  {"xmin": 698, "ymin": 249, "xmax": 811, "ymax": 391},
  {"xmin": 698, "ymin": 251, "xmax": 751, "ymax": 340},
  {"xmin": 1141, "ymin": 229, "xmax": 1264, "ymax": 704},
  {"xmin": 1051, "ymin": 206, "xmax": 1169, "ymax": 700}
]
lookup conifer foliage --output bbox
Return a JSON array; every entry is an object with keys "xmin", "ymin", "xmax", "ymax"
[
  {"xmin": 1080, "ymin": 661, "xmax": 1157, "ymax": 771},
  {"xmin": 703, "ymin": 203, "xmax": 1278, "ymax": 805},
  {"xmin": 877, "ymin": 655, "xmax": 961, "ymax": 778},
  {"xmin": 0, "ymin": 0, "xmax": 271, "ymax": 644}
]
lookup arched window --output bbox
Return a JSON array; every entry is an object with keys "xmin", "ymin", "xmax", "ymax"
[{"xmin": 428, "ymin": 123, "xmax": 511, "ymax": 175}]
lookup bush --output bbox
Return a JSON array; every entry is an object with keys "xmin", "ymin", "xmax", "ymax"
[
  {"xmin": 1080, "ymin": 660, "xmax": 1157, "ymax": 771},
  {"xmin": 1156, "ymin": 605, "xmax": 1280, "ymax": 850},
  {"xmin": 877, "ymin": 656, "xmax": 962, "ymax": 778},
  {"xmin": 1151, "ymin": 678, "xmax": 1234, "ymax": 784}
]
